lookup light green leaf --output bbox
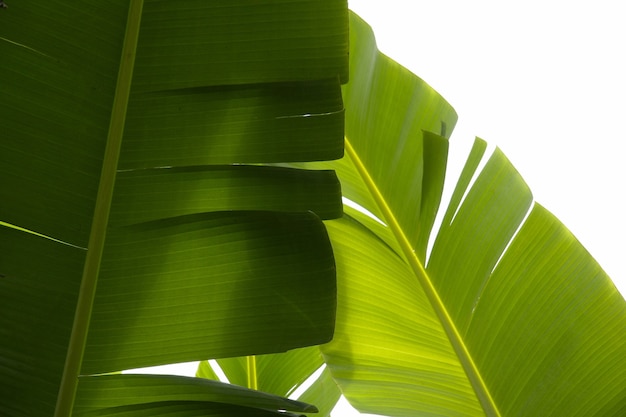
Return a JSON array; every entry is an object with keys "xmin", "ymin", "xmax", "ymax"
[
  {"xmin": 200, "ymin": 348, "xmax": 323, "ymax": 395},
  {"xmin": 314, "ymin": 12, "xmax": 626, "ymax": 417},
  {"xmin": 325, "ymin": 215, "xmax": 484, "ymax": 416},
  {"xmin": 197, "ymin": 347, "xmax": 341, "ymax": 417},
  {"xmin": 297, "ymin": 367, "xmax": 342, "ymax": 417}
]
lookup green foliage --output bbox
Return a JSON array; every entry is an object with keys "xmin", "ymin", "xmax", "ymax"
[
  {"xmin": 1, "ymin": 3, "xmax": 624, "ymax": 417},
  {"xmin": 0, "ymin": 1, "xmax": 347, "ymax": 416},
  {"xmin": 317, "ymin": 14, "xmax": 626, "ymax": 417}
]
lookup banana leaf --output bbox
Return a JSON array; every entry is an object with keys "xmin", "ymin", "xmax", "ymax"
[
  {"xmin": 0, "ymin": 2, "xmax": 348, "ymax": 416},
  {"xmin": 313, "ymin": 13, "xmax": 626, "ymax": 417}
]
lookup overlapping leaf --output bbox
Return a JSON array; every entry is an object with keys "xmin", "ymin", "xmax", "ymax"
[{"xmin": 196, "ymin": 347, "xmax": 341, "ymax": 417}]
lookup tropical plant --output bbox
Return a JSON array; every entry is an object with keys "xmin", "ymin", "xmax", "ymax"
[
  {"xmin": 2, "ymin": 3, "xmax": 625, "ymax": 417},
  {"xmin": 322, "ymin": 13, "xmax": 625, "ymax": 416},
  {"xmin": 1, "ymin": 1, "xmax": 348, "ymax": 416},
  {"xmin": 198, "ymin": 12, "xmax": 626, "ymax": 417}
]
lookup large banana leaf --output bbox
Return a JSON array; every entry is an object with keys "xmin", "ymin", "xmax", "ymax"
[
  {"xmin": 0, "ymin": 2, "xmax": 348, "ymax": 417},
  {"xmin": 313, "ymin": 13, "xmax": 625, "ymax": 417}
]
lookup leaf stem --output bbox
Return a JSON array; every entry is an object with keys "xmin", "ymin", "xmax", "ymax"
[
  {"xmin": 247, "ymin": 356, "xmax": 259, "ymax": 390},
  {"xmin": 53, "ymin": 2, "xmax": 144, "ymax": 416}
]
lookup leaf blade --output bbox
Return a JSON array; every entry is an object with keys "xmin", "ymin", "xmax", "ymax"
[
  {"xmin": 75, "ymin": 374, "xmax": 317, "ymax": 414},
  {"xmin": 110, "ymin": 165, "xmax": 342, "ymax": 226},
  {"xmin": 316, "ymin": 11, "xmax": 626, "ymax": 417},
  {"xmin": 83, "ymin": 211, "xmax": 336, "ymax": 374}
]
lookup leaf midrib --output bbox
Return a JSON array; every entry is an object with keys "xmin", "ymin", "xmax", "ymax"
[
  {"xmin": 344, "ymin": 138, "xmax": 501, "ymax": 417},
  {"xmin": 54, "ymin": 2, "xmax": 145, "ymax": 416}
]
